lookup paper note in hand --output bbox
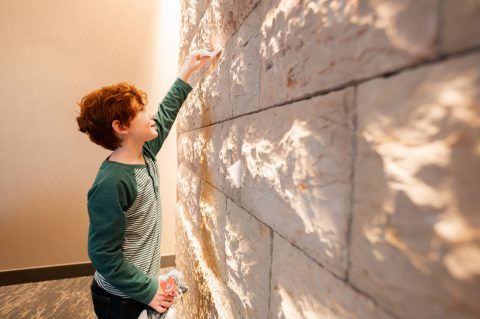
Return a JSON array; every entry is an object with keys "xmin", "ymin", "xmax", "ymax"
[
  {"xmin": 160, "ymin": 277, "xmax": 177, "ymax": 296},
  {"xmin": 197, "ymin": 43, "xmax": 223, "ymax": 58}
]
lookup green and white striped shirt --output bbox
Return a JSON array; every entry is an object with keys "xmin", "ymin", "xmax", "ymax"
[{"xmin": 87, "ymin": 78, "xmax": 192, "ymax": 305}]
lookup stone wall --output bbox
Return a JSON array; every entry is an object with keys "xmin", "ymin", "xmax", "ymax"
[{"xmin": 175, "ymin": 1, "xmax": 480, "ymax": 318}]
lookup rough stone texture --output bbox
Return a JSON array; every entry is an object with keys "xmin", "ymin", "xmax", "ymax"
[
  {"xmin": 176, "ymin": 202, "xmax": 237, "ymax": 319},
  {"xmin": 180, "ymin": 0, "xmax": 210, "ymax": 66},
  {"xmin": 177, "ymin": 163, "xmax": 201, "ymax": 228},
  {"xmin": 178, "ymin": 2, "xmax": 264, "ymax": 132},
  {"xmin": 441, "ymin": 0, "xmax": 480, "ymax": 54},
  {"xmin": 199, "ymin": 179, "xmax": 227, "ymax": 281},
  {"xmin": 177, "ymin": 164, "xmax": 228, "ymax": 282},
  {"xmin": 230, "ymin": 6, "xmax": 262, "ymax": 118},
  {"xmin": 175, "ymin": 208, "xmax": 218, "ymax": 319},
  {"xmin": 233, "ymin": 89, "xmax": 354, "ymax": 278},
  {"xmin": 350, "ymin": 53, "xmax": 480, "ymax": 319},
  {"xmin": 260, "ymin": 0, "xmax": 438, "ymax": 108},
  {"xmin": 179, "ymin": 0, "xmax": 262, "ymax": 67},
  {"xmin": 177, "ymin": 1, "xmax": 480, "ymax": 319},
  {"xmin": 179, "ymin": 88, "xmax": 354, "ymax": 278},
  {"xmin": 271, "ymin": 234, "xmax": 395, "ymax": 319},
  {"xmin": 225, "ymin": 199, "xmax": 272, "ymax": 319},
  {"xmin": 177, "ymin": 47, "xmax": 233, "ymax": 131}
]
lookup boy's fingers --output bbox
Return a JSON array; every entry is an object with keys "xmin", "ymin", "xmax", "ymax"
[
  {"xmin": 191, "ymin": 50, "xmax": 215, "ymax": 59},
  {"xmin": 152, "ymin": 304, "xmax": 167, "ymax": 313},
  {"xmin": 195, "ymin": 55, "xmax": 210, "ymax": 61},
  {"xmin": 159, "ymin": 300, "xmax": 174, "ymax": 308},
  {"xmin": 160, "ymin": 294, "xmax": 175, "ymax": 302},
  {"xmin": 190, "ymin": 51, "xmax": 204, "ymax": 59}
]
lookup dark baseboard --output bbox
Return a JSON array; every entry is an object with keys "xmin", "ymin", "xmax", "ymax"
[{"xmin": 0, "ymin": 255, "xmax": 175, "ymax": 286}]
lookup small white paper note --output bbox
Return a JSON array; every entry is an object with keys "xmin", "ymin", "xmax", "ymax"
[
  {"xmin": 227, "ymin": 159, "xmax": 243, "ymax": 188},
  {"xmin": 198, "ymin": 43, "xmax": 223, "ymax": 57}
]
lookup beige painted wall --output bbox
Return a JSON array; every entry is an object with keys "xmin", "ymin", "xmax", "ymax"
[{"xmin": 0, "ymin": 0, "xmax": 180, "ymax": 271}]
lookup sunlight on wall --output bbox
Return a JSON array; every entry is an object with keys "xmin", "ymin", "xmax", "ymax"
[
  {"xmin": 151, "ymin": 0, "xmax": 182, "ymax": 257},
  {"xmin": 150, "ymin": 0, "xmax": 181, "ymax": 103}
]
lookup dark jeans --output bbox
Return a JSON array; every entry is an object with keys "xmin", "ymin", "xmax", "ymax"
[{"xmin": 90, "ymin": 278, "xmax": 149, "ymax": 319}]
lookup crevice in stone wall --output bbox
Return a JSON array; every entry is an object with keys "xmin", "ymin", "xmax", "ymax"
[
  {"xmin": 345, "ymin": 85, "xmax": 358, "ymax": 281},
  {"xmin": 191, "ymin": 171, "xmax": 345, "ymax": 281},
  {"xmin": 198, "ymin": 218, "xmax": 222, "ymax": 279},
  {"xmin": 180, "ymin": 45, "xmax": 480, "ymax": 135},
  {"xmin": 437, "ymin": 0, "xmax": 447, "ymax": 54},
  {"xmin": 182, "ymin": 160, "xmax": 356, "ymax": 288},
  {"xmin": 266, "ymin": 228, "xmax": 274, "ymax": 319},
  {"xmin": 198, "ymin": 1, "xmax": 210, "ymax": 27},
  {"xmin": 347, "ymin": 282, "xmax": 403, "ymax": 319}
]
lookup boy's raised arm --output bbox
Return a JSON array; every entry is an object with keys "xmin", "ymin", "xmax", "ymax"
[
  {"xmin": 178, "ymin": 50, "xmax": 210, "ymax": 85},
  {"xmin": 147, "ymin": 78, "xmax": 193, "ymax": 154},
  {"xmin": 146, "ymin": 51, "xmax": 211, "ymax": 154}
]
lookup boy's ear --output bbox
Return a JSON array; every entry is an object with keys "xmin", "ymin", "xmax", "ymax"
[{"xmin": 112, "ymin": 120, "xmax": 128, "ymax": 136}]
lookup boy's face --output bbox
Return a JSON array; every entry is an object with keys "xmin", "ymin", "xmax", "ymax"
[{"xmin": 126, "ymin": 99, "xmax": 158, "ymax": 142}]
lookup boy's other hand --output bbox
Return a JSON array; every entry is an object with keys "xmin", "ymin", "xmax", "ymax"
[
  {"xmin": 148, "ymin": 290, "xmax": 174, "ymax": 314},
  {"xmin": 178, "ymin": 50, "xmax": 212, "ymax": 83}
]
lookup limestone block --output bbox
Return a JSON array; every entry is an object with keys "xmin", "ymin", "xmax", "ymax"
[
  {"xmin": 178, "ymin": 85, "xmax": 204, "ymax": 133},
  {"xmin": 230, "ymin": 2, "xmax": 263, "ymax": 117},
  {"xmin": 179, "ymin": 0, "xmax": 261, "ymax": 67},
  {"xmin": 208, "ymin": 0, "xmax": 262, "ymax": 45},
  {"xmin": 178, "ymin": 88, "xmax": 355, "ymax": 278},
  {"xmin": 441, "ymin": 0, "xmax": 480, "ymax": 54},
  {"xmin": 270, "ymin": 234, "xmax": 394, "ymax": 319},
  {"xmin": 194, "ymin": 38, "xmax": 236, "ymax": 127},
  {"xmin": 225, "ymin": 199, "xmax": 272, "ymax": 319},
  {"xmin": 199, "ymin": 179, "xmax": 227, "ymax": 281},
  {"xmin": 260, "ymin": 0, "xmax": 438, "ymax": 108},
  {"xmin": 177, "ymin": 120, "xmax": 232, "ymax": 196},
  {"xmin": 179, "ymin": 0, "xmax": 210, "ymax": 66},
  {"xmin": 177, "ymin": 163, "xmax": 201, "ymax": 228},
  {"xmin": 177, "ymin": 24, "xmax": 236, "ymax": 132},
  {"xmin": 239, "ymin": 88, "xmax": 354, "ymax": 278},
  {"xmin": 178, "ymin": 2, "xmax": 265, "ymax": 132},
  {"xmin": 176, "ymin": 200, "xmax": 238, "ymax": 319},
  {"xmin": 177, "ymin": 163, "xmax": 228, "ymax": 282},
  {"xmin": 177, "ymin": 57, "xmax": 233, "ymax": 133},
  {"xmin": 177, "ymin": 123, "xmax": 222, "ymax": 183},
  {"xmin": 351, "ymin": 52, "xmax": 480, "ymax": 319},
  {"xmin": 177, "ymin": 128, "xmax": 198, "ymax": 174},
  {"xmin": 175, "ymin": 210, "xmax": 217, "ymax": 319}
]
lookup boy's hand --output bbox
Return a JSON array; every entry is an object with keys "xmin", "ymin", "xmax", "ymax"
[
  {"xmin": 148, "ymin": 288, "xmax": 175, "ymax": 313},
  {"xmin": 178, "ymin": 50, "xmax": 214, "ymax": 83}
]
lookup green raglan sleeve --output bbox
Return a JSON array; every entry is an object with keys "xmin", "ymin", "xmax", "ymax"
[
  {"xmin": 87, "ymin": 169, "xmax": 158, "ymax": 304},
  {"xmin": 145, "ymin": 77, "xmax": 193, "ymax": 155}
]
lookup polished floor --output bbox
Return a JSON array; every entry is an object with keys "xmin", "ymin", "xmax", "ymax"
[
  {"xmin": 0, "ymin": 267, "xmax": 174, "ymax": 319},
  {"xmin": 0, "ymin": 275, "xmax": 95, "ymax": 319}
]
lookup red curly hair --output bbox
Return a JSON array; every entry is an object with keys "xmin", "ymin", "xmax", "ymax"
[{"xmin": 77, "ymin": 82, "xmax": 147, "ymax": 150}]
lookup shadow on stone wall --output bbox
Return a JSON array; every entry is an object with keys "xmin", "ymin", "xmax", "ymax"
[
  {"xmin": 176, "ymin": 0, "xmax": 480, "ymax": 318},
  {"xmin": 350, "ymin": 54, "xmax": 480, "ymax": 318}
]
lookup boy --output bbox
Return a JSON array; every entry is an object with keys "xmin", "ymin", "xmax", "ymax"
[{"xmin": 77, "ymin": 51, "xmax": 210, "ymax": 319}]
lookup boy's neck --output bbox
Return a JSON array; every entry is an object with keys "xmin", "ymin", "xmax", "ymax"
[{"xmin": 109, "ymin": 141, "xmax": 145, "ymax": 165}]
